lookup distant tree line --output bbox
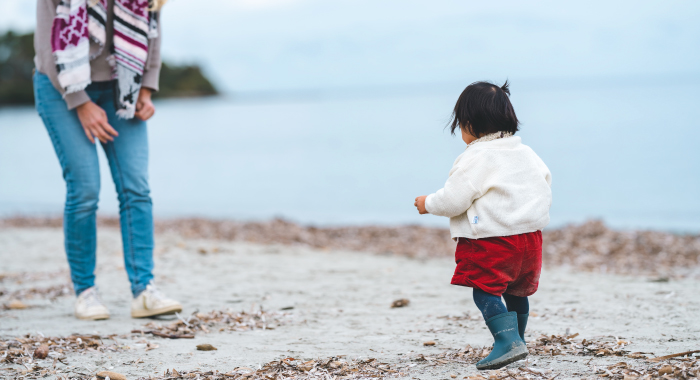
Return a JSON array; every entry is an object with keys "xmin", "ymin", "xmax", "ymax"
[{"xmin": 0, "ymin": 31, "xmax": 218, "ymax": 106}]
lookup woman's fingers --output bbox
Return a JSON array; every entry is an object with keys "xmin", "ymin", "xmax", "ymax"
[
  {"xmin": 87, "ymin": 121, "xmax": 112, "ymax": 143},
  {"xmin": 98, "ymin": 121, "xmax": 115, "ymax": 142},
  {"xmin": 93, "ymin": 126, "xmax": 110, "ymax": 143},
  {"xmin": 136, "ymin": 104, "xmax": 155, "ymax": 121},
  {"xmin": 102, "ymin": 121, "xmax": 119, "ymax": 137},
  {"xmin": 81, "ymin": 126, "xmax": 95, "ymax": 144},
  {"xmin": 94, "ymin": 108, "xmax": 117, "ymax": 138},
  {"xmin": 85, "ymin": 123, "xmax": 103, "ymax": 143},
  {"xmin": 76, "ymin": 101, "xmax": 118, "ymax": 143}
]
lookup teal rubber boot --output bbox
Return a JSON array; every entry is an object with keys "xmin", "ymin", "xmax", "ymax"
[
  {"xmin": 476, "ymin": 312, "xmax": 529, "ymax": 370},
  {"xmin": 517, "ymin": 313, "xmax": 529, "ymax": 343}
]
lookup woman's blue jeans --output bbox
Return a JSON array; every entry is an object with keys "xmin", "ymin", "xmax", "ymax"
[{"xmin": 34, "ymin": 72, "xmax": 154, "ymax": 297}]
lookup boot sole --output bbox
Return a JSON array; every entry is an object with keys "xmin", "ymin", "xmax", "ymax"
[
  {"xmin": 76, "ymin": 313, "xmax": 110, "ymax": 321},
  {"xmin": 476, "ymin": 350, "xmax": 528, "ymax": 370},
  {"xmin": 131, "ymin": 305, "xmax": 182, "ymax": 318}
]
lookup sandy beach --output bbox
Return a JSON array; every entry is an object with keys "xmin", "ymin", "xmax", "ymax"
[
  {"xmin": 3, "ymin": 1, "xmax": 699, "ymax": 379},
  {"xmin": 1, "ymin": 222, "xmax": 699, "ymax": 379}
]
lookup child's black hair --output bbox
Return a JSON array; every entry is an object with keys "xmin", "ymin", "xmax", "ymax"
[{"xmin": 449, "ymin": 80, "xmax": 519, "ymax": 137}]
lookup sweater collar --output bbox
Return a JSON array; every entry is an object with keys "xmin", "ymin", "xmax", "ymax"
[{"xmin": 466, "ymin": 131, "xmax": 514, "ymax": 149}]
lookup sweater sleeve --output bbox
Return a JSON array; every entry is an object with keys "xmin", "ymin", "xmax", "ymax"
[
  {"xmin": 34, "ymin": 0, "xmax": 90, "ymax": 110},
  {"xmin": 536, "ymin": 154, "xmax": 552, "ymax": 187},
  {"xmin": 425, "ymin": 165, "xmax": 482, "ymax": 218},
  {"xmin": 141, "ymin": 12, "xmax": 162, "ymax": 92}
]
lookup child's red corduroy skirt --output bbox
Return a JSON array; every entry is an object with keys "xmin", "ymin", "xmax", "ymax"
[{"xmin": 451, "ymin": 231, "xmax": 542, "ymax": 297}]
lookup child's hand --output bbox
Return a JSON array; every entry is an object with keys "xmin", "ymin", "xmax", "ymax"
[{"xmin": 414, "ymin": 195, "xmax": 428, "ymax": 214}]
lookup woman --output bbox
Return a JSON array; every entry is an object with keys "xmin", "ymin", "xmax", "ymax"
[{"xmin": 33, "ymin": 0, "xmax": 181, "ymax": 320}]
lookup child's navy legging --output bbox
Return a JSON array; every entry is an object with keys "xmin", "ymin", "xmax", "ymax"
[{"xmin": 473, "ymin": 288, "xmax": 529, "ymax": 320}]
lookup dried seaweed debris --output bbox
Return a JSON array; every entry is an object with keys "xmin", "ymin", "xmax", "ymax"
[
  {"xmin": 132, "ymin": 308, "xmax": 292, "ymax": 339},
  {"xmin": 1, "ymin": 333, "xmax": 125, "ymax": 379}
]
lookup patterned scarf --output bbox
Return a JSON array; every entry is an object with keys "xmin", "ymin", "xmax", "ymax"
[{"xmin": 51, "ymin": 0, "xmax": 158, "ymax": 119}]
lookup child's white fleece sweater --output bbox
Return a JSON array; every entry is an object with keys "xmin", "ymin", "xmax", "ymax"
[{"xmin": 425, "ymin": 135, "xmax": 552, "ymax": 240}]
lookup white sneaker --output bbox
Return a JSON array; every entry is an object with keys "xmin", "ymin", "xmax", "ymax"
[
  {"xmin": 131, "ymin": 282, "xmax": 182, "ymax": 318},
  {"xmin": 75, "ymin": 287, "xmax": 110, "ymax": 320}
]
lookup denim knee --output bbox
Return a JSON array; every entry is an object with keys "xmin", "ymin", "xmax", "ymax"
[
  {"xmin": 117, "ymin": 182, "xmax": 152, "ymax": 209},
  {"xmin": 65, "ymin": 179, "xmax": 100, "ymax": 214}
]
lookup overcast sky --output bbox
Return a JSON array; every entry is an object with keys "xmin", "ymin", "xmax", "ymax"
[{"xmin": 3, "ymin": 0, "xmax": 699, "ymax": 92}]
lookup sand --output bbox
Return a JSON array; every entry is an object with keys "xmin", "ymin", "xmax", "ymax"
[{"xmin": 1, "ymin": 226, "xmax": 699, "ymax": 379}]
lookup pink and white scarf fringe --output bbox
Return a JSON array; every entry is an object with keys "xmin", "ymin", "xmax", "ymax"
[{"xmin": 51, "ymin": 0, "xmax": 158, "ymax": 119}]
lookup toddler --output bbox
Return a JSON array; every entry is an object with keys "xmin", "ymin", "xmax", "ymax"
[{"xmin": 414, "ymin": 81, "xmax": 552, "ymax": 370}]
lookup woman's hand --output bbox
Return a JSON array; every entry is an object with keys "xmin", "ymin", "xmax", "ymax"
[
  {"xmin": 414, "ymin": 195, "xmax": 428, "ymax": 214},
  {"xmin": 76, "ymin": 101, "xmax": 119, "ymax": 144},
  {"xmin": 135, "ymin": 88, "xmax": 155, "ymax": 121}
]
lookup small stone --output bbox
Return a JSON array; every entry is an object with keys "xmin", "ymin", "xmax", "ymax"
[
  {"xmin": 391, "ymin": 299, "xmax": 410, "ymax": 308},
  {"xmin": 658, "ymin": 365, "xmax": 673, "ymax": 375},
  {"xmin": 8, "ymin": 300, "xmax": 28, "ymax": 309},
  {"xmin": 423, "ymin": 341, "xmax": 436, "ymax": 346},
  {"xmin": 196, "ymin": 344, "xmax": 217, "ymax": 351},
  {"xmin": 33, "ymin": 344, "xmax": 49, "ymax": 359},
  {"xmin": 450, "ymin": 375, "xmax": 457, "ymax": 378},
  {"xmin": 96, "ymin": 371, "xmax": 127, "ymax": 380}
]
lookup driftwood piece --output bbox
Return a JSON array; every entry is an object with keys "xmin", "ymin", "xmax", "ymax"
[{"xmin": 648, "ymin": 350, "xmax": 700, "ymax": 362}]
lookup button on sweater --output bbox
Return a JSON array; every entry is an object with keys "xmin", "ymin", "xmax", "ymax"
[{"xmin": 425, "ymin": 135, "xmax": 552, "ymax": 240}]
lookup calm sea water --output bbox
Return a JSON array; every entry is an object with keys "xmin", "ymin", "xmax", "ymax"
[{"xmin": 1, "ymin": 81, "xmax": 699, "ymax": 232}]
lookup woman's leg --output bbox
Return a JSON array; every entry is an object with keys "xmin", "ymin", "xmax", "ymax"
[
  {"xmin": 33, "ymin": 72, "xmax": 101, "ymax": 296},
  {"xmin": 98, "ymin": 88, "xmax": 154, "ymax": 298}
]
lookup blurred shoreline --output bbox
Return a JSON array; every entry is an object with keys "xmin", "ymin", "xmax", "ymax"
[{"xmin": 3, "ymin": 216, "xmax": 698, "ymax": 279}]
